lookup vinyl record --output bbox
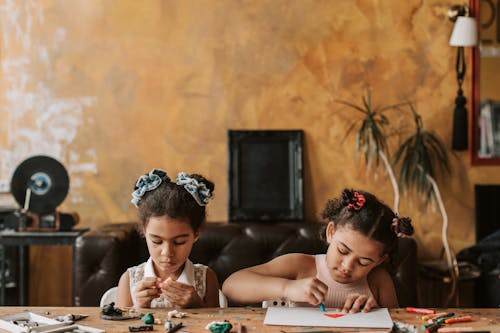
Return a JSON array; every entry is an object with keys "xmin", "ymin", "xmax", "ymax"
[{"xmin": 10, "ymin": 155, "xmax": 69, "ymax": 214}]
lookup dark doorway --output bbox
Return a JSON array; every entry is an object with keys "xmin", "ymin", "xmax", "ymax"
[{"xmin": 475, "ymin": 185, "xmax": 500, "ymax": 242}]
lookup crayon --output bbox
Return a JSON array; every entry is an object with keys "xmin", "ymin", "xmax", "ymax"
[
  {"xmin": 437, "ymin": 327, "xmax": 476, "ymax": 333},
  {"xmin": 438, "ymin": 329, "xmax": 491, "ymax": 333},
  {"xmin": 444, "ymin": 316, "xmax": 473, "ymax": 324},
  {"xmin": 319, "ymin": 303, "xmax": 326, "ymax": 312},
  {"xmin": 406, "ymin": 307, "xmax": 436, "ymax": 314},
  {"xmin": 437, "ymin": 327, "xmax": 473, "ymax": 333},
  {"xmin": 424, "ymin": 322, "xmax": 440, "ymax": 329},
  {"xmin": 423, "ymin": 312, "xmax": 447, "ymax": 321},
  {"xmin": 433, "ymin": 313, "xmax": 455, "ymax": 324},
  {"xmin": 424, "ymin": 322, "xmax": 442, "ymax": 333}
]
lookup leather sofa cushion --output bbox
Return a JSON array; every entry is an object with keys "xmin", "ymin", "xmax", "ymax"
[{"xmin": 75, "ymin": 222, "xmax": 417, "ymax": 306}]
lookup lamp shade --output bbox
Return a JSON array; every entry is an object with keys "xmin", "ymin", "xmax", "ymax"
[{"xmin": 449, "ymin": 16, "xmax": 478, "ymax": 46}]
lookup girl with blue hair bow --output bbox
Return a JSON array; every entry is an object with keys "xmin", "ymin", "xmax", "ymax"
[{"xmin": 117, "ymin": 169, "xmax": 219, "ymax": 308}]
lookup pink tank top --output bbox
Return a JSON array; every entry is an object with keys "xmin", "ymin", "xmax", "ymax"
[{"xmin": 315, "ymin": 254, "xmax": 374, "ymax": 308}]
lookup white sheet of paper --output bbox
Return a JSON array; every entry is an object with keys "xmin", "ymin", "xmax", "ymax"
[{"xmin": 263, "ymin": 307, "xmax": 393, "ymax": 328}]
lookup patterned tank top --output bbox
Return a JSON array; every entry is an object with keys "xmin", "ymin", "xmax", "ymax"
[{"xmin": 128, "ymin": 257, "xmax": 207, "ymax": 308}]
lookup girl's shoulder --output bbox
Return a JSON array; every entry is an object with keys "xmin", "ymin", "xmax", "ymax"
[
  {"xmin": 192, "ymin": 262, "xmax": 208, "ymax": 270},
  {"xmin": 127, "ymin": 261, "xmax": 147, "ymax": 274},
  {"xmin": 271, "ymin": 253, "xmax": 315, "ymax": 265},
  {"xmin": 128, "ymin": 261, "xmax": 147, "ymax": 284},
  {"xmin": 272, "ymin": 253, "xmax": 317, "ymax": 278}
]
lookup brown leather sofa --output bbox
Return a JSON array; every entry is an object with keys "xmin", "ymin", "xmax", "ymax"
[{"xmin": 74, "ymin": 222, "xmax": 417, "ymax": 307}]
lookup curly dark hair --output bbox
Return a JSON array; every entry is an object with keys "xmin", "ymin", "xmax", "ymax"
[
  {"xmin": 321, "ymin": 188, "xmax": 413, "ymax": 267},
  {"xmin": 134, "ymin": 173, "xmax": 214, "ymax": 235}
]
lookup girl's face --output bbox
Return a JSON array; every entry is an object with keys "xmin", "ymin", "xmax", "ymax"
[
  {"xmin": 325, "ymin": 223, "xmax": 386, "ymax": 284},
  {"xmin": 144, "ymin": 215, "xmax": 199, "ymax": 280}
]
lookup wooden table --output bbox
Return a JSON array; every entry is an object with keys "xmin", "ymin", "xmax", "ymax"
[{"xmin": 0, "ymin": 307, "xmax": 498, "ymax": 333}]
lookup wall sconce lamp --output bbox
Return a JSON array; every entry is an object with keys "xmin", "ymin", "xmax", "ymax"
[{"xmin": 448, "ymin": 5, "xmax": 478, "ymax": 150}]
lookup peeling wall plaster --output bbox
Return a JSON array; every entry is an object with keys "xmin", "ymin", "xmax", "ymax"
[{"xmin": 0, "ymin": 0, "xmax": 97, "ymax": 204}]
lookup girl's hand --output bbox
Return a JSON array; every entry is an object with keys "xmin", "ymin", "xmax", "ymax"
[
  {"xmin": 284, "ymin": 277, "xmax": 327, "ymax": 305},
  {"xmin": 159, "ymin": 278, "xmax": 203, "ymax": 308},
  {"xmin": 338, "ymin": 293, "xmax": 379, "ymax": 313},
  {"xmin": 133, "ymin": 277, "xmax": 161, "ymax": 308}
]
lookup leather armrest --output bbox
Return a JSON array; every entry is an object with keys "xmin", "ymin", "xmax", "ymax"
[
  {"xmin": 74, "ymin": 223, "xmax": 148, "ymax": 306},
  {"xmin": 393, "ymin": 237, "xmax": 418, "ymax": 307}
]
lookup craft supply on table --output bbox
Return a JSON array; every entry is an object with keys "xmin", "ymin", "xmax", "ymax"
[
  {"xmin": 438, "ymin": 327, "xmax": 491, "ymax": 333},
  {"xmin": 444, "ymin": 316, "xmax": 473, "ymax": 324},
  {"xmin": 424, "ymin": 321, "xmax": 442, "ymax": 329},
  {"xmin": 264, "ymin": 306, "xmax": 393, "ymax": 328},
  {"xmin": 205, "ymin": 320, "xmax": 233, "ymax": 333},
  {"xmin": 392, "ymin": 321, "xmax": 418, "ymax": 333},
  {"xmin": 406, "ymin": 307, "xmax": 436, "ymax": 315},
  {"xmin": 412, "ymin": 311, "xmax": 482, "ymax": 333},
  {"xmin": 101, "ymin": 302, "xmax": 141, "ymax": 320},
  {"xmin": 437, "ymin": 327, "xmax": 476, "ymax": 333},
  {"xmin": 167, "ymin": 309, "xmax": 187, "ymax": 319},
  {"xmin": 432, "ymin": 313, "xmax": 455, "ymax": 324},
  {"xmin": 141, "ymin": 313, "xmax": 154, "ymax": 325},
  {"xmin": 165, "ymin": 321, "xmax": 183, "ymax": 333},
  {"xmin": 54, "ymin": 314, "xmax": 88, "ymax": 323},
  {"xmin": 423, "ymin": 312, "xmax": 447, "ymax": 321},
  {"xmin": 128, "ymin": 325, "xmax": 153, "ymax": 332},
  {"xmin": 424, "ymin": 322, "xmax": 442, "ymax": 333}
]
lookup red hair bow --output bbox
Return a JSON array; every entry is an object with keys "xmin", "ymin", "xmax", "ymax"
[{"xmin": 347, "ymin": 191, "xmax": 366, "ymax": 211}]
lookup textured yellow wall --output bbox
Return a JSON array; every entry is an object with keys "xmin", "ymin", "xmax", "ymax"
[{"xmin": 1, "ymin": 0, "xmax": 499, "ymax": 305}]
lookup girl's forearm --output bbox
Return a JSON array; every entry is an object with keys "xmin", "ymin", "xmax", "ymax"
[{"xmin": 222, "ymin": 271, "xmax": 289, "ymax": 303}]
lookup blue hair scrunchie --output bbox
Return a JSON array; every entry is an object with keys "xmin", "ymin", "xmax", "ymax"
[
  {"xmin": 131, "ymin": 168, "xmax": 170, "ymax": 207},
  {"xmin": 176, "ymin": 172, "xmax": 212, "ymax": 206}
]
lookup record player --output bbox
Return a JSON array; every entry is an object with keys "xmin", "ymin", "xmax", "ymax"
[{"xmin": 6, "ymin": 155, "xmax": 79, "ymax": 231}]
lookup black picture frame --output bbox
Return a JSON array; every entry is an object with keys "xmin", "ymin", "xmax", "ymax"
[{"xmin": 228, "ymin": 130, "xmax": 304, "ymax": 222}]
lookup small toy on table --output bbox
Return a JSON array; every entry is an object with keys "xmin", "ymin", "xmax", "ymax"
[
  {"xmin": 205, "ymin": 320, "xmax": 232, "ymax": 333},
  {"xmin": 141, "ymin": 313, "xmax": 154, "ymax": 325},
  {"xmin": 101, "ymin": 302, "xmax": 141, "ymax": 320}
]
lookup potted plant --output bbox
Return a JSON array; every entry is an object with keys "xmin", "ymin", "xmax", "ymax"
[
  {"xmin": 336, "ymin": 94, "xmax": 458, "ymax": 305},
  {"xmin": 392, "ymin": 103, "xmax": 457, "ymax": 305},
  {"xmin": 335, "ymin": 91, "xmax": 408, "ymax": 214}
]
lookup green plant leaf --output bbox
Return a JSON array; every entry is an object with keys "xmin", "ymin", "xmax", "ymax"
[{"xmin": 392, "ymin": 103, "xmax": 453, "ymax": 204}]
